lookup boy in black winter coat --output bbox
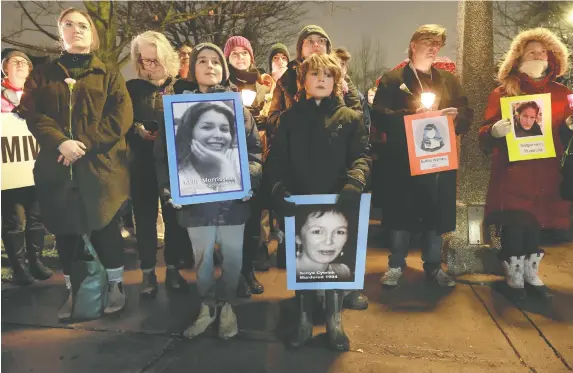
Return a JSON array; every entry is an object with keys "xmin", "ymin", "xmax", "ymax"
[{"xmin": 265, "ymin": 53, "xmax": 371, "ymax": 351}]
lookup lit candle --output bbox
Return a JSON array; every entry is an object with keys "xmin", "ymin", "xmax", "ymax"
[
  {"xmin": 421, "ymin": 92, "xmax": 436, "ymax": 110},
  {"xmin": 241, "ymin": 89, "xmax": 257, "ymax": 107}
]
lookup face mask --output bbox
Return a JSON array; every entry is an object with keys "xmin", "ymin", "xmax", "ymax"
[{"xmin": 518, "ymin": 60, "xmax": 548, "ymax": 79}]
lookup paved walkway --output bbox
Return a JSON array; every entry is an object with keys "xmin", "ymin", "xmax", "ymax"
[{"xmin": 2, "ymin": 226, "xmax": 572, "ymax": 373}]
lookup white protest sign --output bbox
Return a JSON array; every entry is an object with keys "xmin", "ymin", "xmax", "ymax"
[{"xmin": 1, "ymin": 113, "xmax": 38, "ymax": 190}]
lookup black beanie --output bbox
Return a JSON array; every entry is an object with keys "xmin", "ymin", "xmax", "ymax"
[
  {"xmin": 268, "ymin": 43, "xmax": 290, "ymax": 73},
  {"xmin": 188, "ymin": 43, "xmax": 229, "ymax": 84},
  {"xmin": 296, "ymin": 25, "xmax": 331, "ymax": 60}
]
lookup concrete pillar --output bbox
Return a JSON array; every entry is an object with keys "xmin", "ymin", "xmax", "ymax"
[{"xmin": 444, "ymin": 1, "xmax": 499, "ymax": 274}]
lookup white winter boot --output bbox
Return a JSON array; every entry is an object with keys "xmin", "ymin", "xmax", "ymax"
[
  {"xmin": 502, "ymin": 256, "xmax": 526, "ymax": 301},
  {"xmin": 524, "ymin": 252, "xmax": 551, "ymax": 298}
]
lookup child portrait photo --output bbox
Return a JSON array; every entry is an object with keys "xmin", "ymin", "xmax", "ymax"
[{"xmin": 285, "ymin": 194, "xmax": 371, "ymax": 291}]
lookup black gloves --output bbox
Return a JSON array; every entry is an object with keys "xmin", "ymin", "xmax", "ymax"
[
  {"xmin": 271, "ymin": 182, "xmax": 297, "ymax": 217},
  {"xmin": 336, "ymin": 179, "xmax": 363, "ymax": 213}
]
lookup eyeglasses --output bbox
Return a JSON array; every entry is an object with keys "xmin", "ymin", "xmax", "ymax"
[
  {"xmin": 61, "ymin": 21, "xmax": 91, "ymax": 32},
  {"xmin": 303, "ymin": 37, "xmax": 328, "ymax": 47},
  {"xmin": 140, "ymin": 58, "xmax": 161, "ymax": 67},
  {"xmin": 7, "ymin": 59, "xmax": 29, "ymax": 67},
  {"xmin": 229, "ymin": 50, "xmax": 250, "ymax": 59},
  {"xmin": 419, "ymin": 39, "xmax": 444, "ymax": 48}
]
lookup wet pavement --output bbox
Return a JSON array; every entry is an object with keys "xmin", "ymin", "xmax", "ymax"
[{"xmin": 2, "ymin": 223, "xmax": 573, "ymax": 373}]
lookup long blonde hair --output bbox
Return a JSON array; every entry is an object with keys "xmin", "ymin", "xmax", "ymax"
[{"xmin": 131, "ymin": 31, "xmax": 180, "ymax": 78}]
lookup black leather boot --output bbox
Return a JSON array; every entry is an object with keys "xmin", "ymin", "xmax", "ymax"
[
  {"xmin": 165, "ymin": 267, "xmax": 189, "ymax": 292},
  {"xmin": 140, "ymin": 270, "xmax": 158, "ymax": 298},
  {"xmin": 287, "ymin": 291, "xmax": 314, "ymax": 348},
  {"xmin": 26, "ymin": 229, "xmax": 53, "ymax": 280},
  {"xmin": 325, "ymin": 290, "xmax": 350, "ymax": 351},
  {"xmin": 237, "ymin": 274, "xmax": 252, "ymax": 298},
  {"xmin": 244, "ymin": 270, "xmax": 264, "ymax": 294},
  {"xmin": 4, "ymin": 231, "xmax": 35, "ymax": 286}
]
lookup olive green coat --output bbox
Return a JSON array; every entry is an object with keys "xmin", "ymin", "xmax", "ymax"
[{"xmin": 18, "ymin": 56, "xmax": 133, "ymax": 234}]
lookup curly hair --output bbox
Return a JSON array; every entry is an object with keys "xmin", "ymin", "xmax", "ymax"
[
  {"xmin": 175, "ymin": 101, "xmax": 236, "ymax": 170},
  {"xmin": 296, "ymin": 52, "xmax": 343, "ymax": 101},
  {"xmin": 515, "ymin": 101, "xmax": 540, "ymax": 115}
]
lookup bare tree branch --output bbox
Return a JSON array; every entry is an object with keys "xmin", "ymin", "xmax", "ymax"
[
  {"xmin": 18, "ymin": 1, "xmax": 60, "ymax": 41},
  {"xmin": 1, "ymin": 37, "xmax": 60, "ymax": 54}
]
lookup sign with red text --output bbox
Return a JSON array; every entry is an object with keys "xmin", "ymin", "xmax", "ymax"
[{"xmin": 1, "ymin": 113, "xmax": 39, "ymax": 190}]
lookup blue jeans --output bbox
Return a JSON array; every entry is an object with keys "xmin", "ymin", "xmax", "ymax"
[
  {"xmin": 388, "ymin": 230, "xmax": 443, "ymax": 273},
  {"xmin": 187, "ymin": 224, "xmax": 245, "ymax": 305}
]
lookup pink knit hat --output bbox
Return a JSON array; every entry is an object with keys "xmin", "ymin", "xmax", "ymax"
[{"xmin": 223, "ymin": 36, "xmax": 254, "ymax": 62}]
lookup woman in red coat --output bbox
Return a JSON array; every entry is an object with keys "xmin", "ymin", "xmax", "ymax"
[{"xmin": 479, "ymin": 28, "xmax": 573, "ymax": 300}]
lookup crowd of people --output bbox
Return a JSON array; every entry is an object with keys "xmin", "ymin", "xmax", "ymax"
[{"xmin": 2, "ymin": 7, "xmax": 572, "ymax": 352}]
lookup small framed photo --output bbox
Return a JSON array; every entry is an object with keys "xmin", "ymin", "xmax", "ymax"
[
  {"xmin": 501, "ymin": 93, "xmax": 556, "ymax": 162},
  {"xmin": 285, "ymin": 194, "xmax": 371, "ymax": 291},
  {"xmin": 404, "ymin": 111, "xmax": 458, "ymax": 176},
  {"xmin": 162, "ymin": 92, "xmax": 252, "ymax": 205}
]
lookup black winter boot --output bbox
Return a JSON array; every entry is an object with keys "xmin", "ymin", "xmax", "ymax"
[
  {"xmin": 287, "ymin": 291, "xmax": 314, "ymax": 348},
  {"xmin": 325, "ymin": 290, "xmax": 350, "ymax": 351},
  {"xmin": 140, "ymin": 270, "xmax": 158, "ymax": 298},
  {"xmin": 165, "ymin": 267, "xmax": 189, "ymax": 292},
  {"xmin": 244, "ymin": 270, "xmax": 264, "ymax": 294},
  {"xmin": 4, "ymin": 231, "xmax": 35, "ymax": 286},
  {"xmin": 26, "ymin": 229, "xmax": 53, "ymax": 280}
]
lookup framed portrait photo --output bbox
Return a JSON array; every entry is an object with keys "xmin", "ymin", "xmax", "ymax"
[
  {"xmin": 284, "ymin": 194, "xmax": 371, "ymax": 291},
  {"xmin": 500, "ymin": 93, "xmax": 556, "ymax": 162},
  {"xmin": 404, "ymin": 111, "xmax": 458, "ymax": 176},
  {"xmin": 162, "ymin": 92, "xmax": 252, "ymax": 205}
]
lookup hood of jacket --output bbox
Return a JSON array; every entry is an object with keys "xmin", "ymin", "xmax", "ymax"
[{"xmin": 498, "ymin": 27, "xmax": 569, "ymax": 95}]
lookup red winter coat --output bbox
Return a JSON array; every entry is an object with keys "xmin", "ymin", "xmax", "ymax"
[{"xmin": 479, "ymin": 74, "xmax": 573, "ymax": 229}]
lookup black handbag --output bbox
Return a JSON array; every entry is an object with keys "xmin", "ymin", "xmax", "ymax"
[
  {"xmin": 561, "ymin": 134, "xmax": 573, "ymax": 201},
  {"xmin": 70, "ymin": 234, "xmax": 108, "ymax": 321}
]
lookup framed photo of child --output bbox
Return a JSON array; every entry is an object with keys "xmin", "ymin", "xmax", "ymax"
[
  {"xmin": 403, "ymin": 111, "xmax": 458, "ymax": 176},
  {"xmin": 500, "ymin": 93, "xmax": 556, "ymax": 162},
  {"xmin": 162, "ymin": 92, "xmax": 252, "ymax": 205},
  {"xmin": 284, "ymin": 194, "xmax": 371, "ymax": 291}
]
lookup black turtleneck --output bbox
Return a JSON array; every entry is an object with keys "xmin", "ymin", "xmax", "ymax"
[{"xmin": 59, "ymin": 51, "xmax": 93, "ymax": 79}]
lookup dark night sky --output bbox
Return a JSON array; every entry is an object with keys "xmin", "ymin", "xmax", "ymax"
[{"xmin": 1, "ymin": 1, "xmax": 460, "ymax": 79}]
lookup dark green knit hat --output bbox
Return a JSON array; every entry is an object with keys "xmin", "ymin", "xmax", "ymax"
[
  {"xmin": 188, "ymin": 43, "xmax": 229, "ymax": 84},
  {"xmin": 296, "ymin": 25, "xmax": 331, "ymax": 60},
  {"xmin": 268, "ymin": 43, "xmax": 290, "ymax": 73}
]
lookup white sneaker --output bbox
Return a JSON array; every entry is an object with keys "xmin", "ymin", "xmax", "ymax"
[
  {"xmin": 428, "ymin": 268, "xmax": 456, "ymax": 287},
  {"xmin": 183, "ymin": 304, "xmax": 216, "ymax": 339},
  {"xmin": 380, "ymin": 267, "xmax": 403, "ymax": 287},
  {"xmin": 218, "ymin": 303, "xmax": 238, "ymax": 340}
]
